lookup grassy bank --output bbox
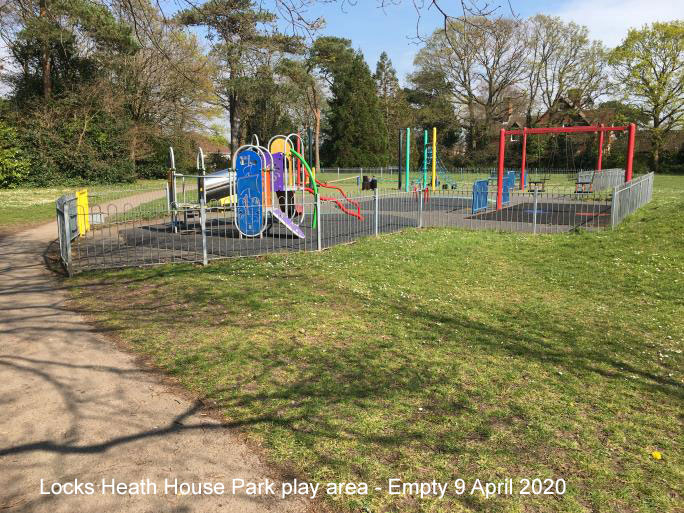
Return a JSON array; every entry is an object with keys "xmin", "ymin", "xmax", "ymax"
[{"xmin": 69, "ymin": 176, "xmax": 683, "ymax": 512}]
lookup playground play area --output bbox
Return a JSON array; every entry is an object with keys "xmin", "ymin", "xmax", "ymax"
[{"xmin": 56, "ymin": 124, "xmax": 653, "ymax": 274}]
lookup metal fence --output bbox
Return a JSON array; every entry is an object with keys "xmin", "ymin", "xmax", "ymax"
[
  {"xmin": 54, "ymin": 179, "xmax": 638, "ymax": 274},
  {"xmin": 577, "ymin": 168, "xmax": 626, "ymax": 192},
  {"xmin": 611, "ymin": 172, "xmax": 654, "ymax": 227},
  {"xmin": 55, "ymin": 195, "xmax": 76, "ymax": 275}
]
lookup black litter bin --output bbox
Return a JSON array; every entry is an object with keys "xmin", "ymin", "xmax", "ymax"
[{"xmin": 361, "ymin": 175, "xmax": 371, "ymax": 190}]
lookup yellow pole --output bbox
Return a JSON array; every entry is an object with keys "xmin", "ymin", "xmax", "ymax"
[{"xmin": 431, "ymin": 127, "xmax": 437, "ymax": 191}]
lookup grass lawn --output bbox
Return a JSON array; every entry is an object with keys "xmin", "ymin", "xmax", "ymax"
[
  {"xmin": 69, "ymin": 175, "xmax": 683, "ymax": 512},
  {"xmin": 0, "ymin": 180, "xmax": 164, "ymax": 237}
]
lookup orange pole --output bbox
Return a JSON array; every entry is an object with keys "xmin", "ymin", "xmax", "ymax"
[{"xmin": 597, "ymin": 123, "xmax": 604, "ymax": 171}]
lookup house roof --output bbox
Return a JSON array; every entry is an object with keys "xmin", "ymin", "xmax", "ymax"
[{"xmin": 189, "ymin": 132, "xmax": 230, "ymax": 155}]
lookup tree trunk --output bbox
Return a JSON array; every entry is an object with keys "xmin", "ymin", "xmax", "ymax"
[
  {"xmin": 652, "ymin": 144, "xmax": 660, "ymax": 172},
  {"xmin": 464, "ymin": 96, "xmax": 478, "ymax": 152},
  {"xmin": 40, "ymin": 0, "xmax": 52, "ymax": 99},
  {"xmin": 129, "ymin": 125, "xmax": 137, "ymax": 168},
  {"xmin": 228, "ymin": 101, "xmax": 237, "ymax": 158},
  {"xmin": 651, "ymin": 122, "xmax": 663, "ymax": 173},
  {"xmin": 314, "ymin": 108, "xmax": 321, "ymax": 173}
]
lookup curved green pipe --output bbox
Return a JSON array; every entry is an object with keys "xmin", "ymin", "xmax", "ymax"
[{"xmin": 290, "ymin": 148, "xmax": 319, "ymax": 228}]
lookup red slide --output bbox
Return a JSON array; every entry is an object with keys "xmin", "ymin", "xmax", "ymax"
[{"xmin": 305, "ymin": 179, "xmax": 364, "ymax": 221}]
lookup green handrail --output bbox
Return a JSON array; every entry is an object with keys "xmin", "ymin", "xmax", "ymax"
[{"xmin": 290, "ymin": 148, "xmax": 319, "ymax": 228}]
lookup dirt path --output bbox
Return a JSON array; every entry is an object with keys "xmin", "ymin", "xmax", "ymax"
[{"xmin": 0, "ymin": 221, "xmax": 308, "ymax": 513}]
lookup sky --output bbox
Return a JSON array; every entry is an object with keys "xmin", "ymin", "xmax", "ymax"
[
  {"xmin": 305, "ymin": 0, "xmax": 684, "ymax": 83},
  {"xmin": 1, "ymin": 0, "xmax": 682, "ymax": 94}
]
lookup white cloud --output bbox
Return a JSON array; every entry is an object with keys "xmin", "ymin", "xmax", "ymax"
[{"xmin": 552, "ymin": 0, "xmax": 684, "ymax": 47}]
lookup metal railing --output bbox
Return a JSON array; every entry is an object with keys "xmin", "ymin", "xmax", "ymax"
[
  {"xmin": 59, "ymin": 181, "xmax": 634, "ymax": 273},
  {"xmin": 611, "ymin": 172, "xmax": 654, "ymax": 227},
  {"xmin": 577, "ymin": 168, "xmax": 626, "ymax": 192},
  {"xmin": 53, "ymin": 170, "xmax": 657, "ymax": 274},
  {"xmin": 55, "ymin": 195, "xmax": 76, "ymax": 275}
]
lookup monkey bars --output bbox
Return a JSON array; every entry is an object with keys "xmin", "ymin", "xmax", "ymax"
[{"xmin": 495, "ymin": 123, "xmax": 636, "ymax": 209}]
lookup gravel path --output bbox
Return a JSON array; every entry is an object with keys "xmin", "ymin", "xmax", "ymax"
[{"xmin": 0, "ymin": 220, "xmax": 308, "ymax": 513}]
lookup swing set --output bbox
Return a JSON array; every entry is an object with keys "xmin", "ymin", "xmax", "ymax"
[{"xmin": 495, "ymin": 122, "xmax": 637, "ymax": 210}]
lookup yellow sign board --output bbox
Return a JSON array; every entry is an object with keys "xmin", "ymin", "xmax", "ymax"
[{"xmin": 75, "ymin": 189, "xmax": 90, "ymax": 236}]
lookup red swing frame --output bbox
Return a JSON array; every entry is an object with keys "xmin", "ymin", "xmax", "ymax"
[{"xmin": 495, "ymin": 122, "xmax": 637, "ymax": 210}]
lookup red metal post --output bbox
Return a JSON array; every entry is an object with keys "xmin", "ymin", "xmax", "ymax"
[
  {"xmin": 520, "ymin": 127, "xmax": 527, "ymax": 190},
  {"xmin": 597, "ymin": 123, "xmax": 604, "ymax": 171},
  {"xmin": 625, "ymin": 123, "xmax": 635, "ymax": 182},
  {"xmin": 497, "ymin": 128, "xmax": 505, "ymax": 210}
]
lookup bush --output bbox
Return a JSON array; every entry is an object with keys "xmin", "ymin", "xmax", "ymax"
[
  {"xmin": 11, "ymin": 91, "xmax": 137, "ymax": 186},
  {"xmin": 0, "ymin": 120, "xmax": 31, "ymax": 188}
]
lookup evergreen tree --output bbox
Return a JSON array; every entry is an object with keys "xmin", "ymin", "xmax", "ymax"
[
  {"xmin": 406, "ymin": 67, "xmax": 463, "ymax": 164},
  {"xmin": 322, "ymin": 41, "xmax": 387, "ymax": 167},
  {"xmin": 374, "ymin": 52, "xmax": 411, "ymax": 165}
]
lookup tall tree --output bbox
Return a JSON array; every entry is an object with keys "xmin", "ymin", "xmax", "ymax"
[
  {"xmin": 406, "ymin": 66, "xmax": 463, "ymax": 163},
  {"xmin": 610, "ymin": 21, "xmax": 684, "ymax": 171},
  {"xmin": 524, "ymin": 15, "xmax": 608, "ymax": 124},
  {"xmin": 319, "ymin": 38, "xmax": 387, "ymax": 167},
  {"xmin": 374, "ymin": 52, "xmax": 410, "ymax": 164},
  {"xmin": 277, "ymin": 53, "xmax": 325, "ymax": 172},
  {"xmin": 115, "ymin": 1, "xmax": 215, "ymax": 168},
  {"xmin": 0, "ymin": 0, "xmax": 137, "ymax": 101},
  {"xmin": 414, "ymin": 17, "xmax": 527, "ymax": 154},
  {"xmin": 176, "ymin": 0, "xmax": 301, "ymax": 155}
]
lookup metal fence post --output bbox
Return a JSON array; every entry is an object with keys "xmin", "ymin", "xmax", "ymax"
[
  {"xmin": 62, "ymin": 199, "xmax": 73, "ymax": 276},
  {"xmin": 610, "ymin": 187, "xmax": 618, "ymax": 229},
  {"xmin": 200, "ymin": 199, "xmax": 208, "ymax": 265},
  {"xmin": 418, "ymin": 187, "xmax": 424, "ymax": 229},
  {"xmin": 165, "ymin": 183, "xmax": 170, "ymax": 212},
  {"xmin": 374, "ymin": 187, "xmax": 379, "ymax": 236},
  {"xmin": 316, "ymin": 194, "xmax": 322, "ymax": 251},
  {"xmin": 533, "ymin": 188, "xmax": 538, "ymax": 235}
]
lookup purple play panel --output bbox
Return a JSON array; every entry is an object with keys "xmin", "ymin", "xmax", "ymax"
[
  {"xmin": 272, "ymin": 153, "xmax": 286, "ymax": 192},
  {"xmin": 271, "ymin": 208, "xmax": 305, "ymax": 239}
]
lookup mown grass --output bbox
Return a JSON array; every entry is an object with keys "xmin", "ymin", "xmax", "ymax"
[
  {"xmin": 0, "ymin": 180, "xmax": 165, "ymax": 235},
  {"xmin": 70, "ymin": 175, "xmax": 683, "ymax": 512}
]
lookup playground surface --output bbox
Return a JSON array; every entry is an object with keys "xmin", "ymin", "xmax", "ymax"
[
  {"xmin": 70, "ymin": 191, "xmax": 612, "ymax": 272},
  {"xmin": 0, "ymin": 220, "xmax": 307, "ymax": 512}
]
